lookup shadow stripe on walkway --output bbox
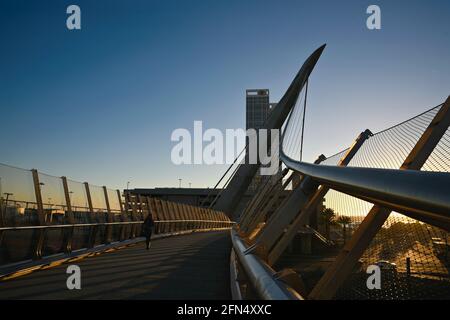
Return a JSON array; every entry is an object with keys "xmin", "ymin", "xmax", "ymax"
[{"xmin": 0, "ymin": 231, "xmax": 231, "ymax": 300}]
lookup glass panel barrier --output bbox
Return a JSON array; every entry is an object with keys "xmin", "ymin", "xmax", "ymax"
[
  {"xmin": 67, "ymin": 179, "xmax": 90, "ymax": 250},
  {"xmin": 89, "ymin": 184, "xmax": 108, "ymax": 246},
  {"xmin": 0, "ymin": 164, "xmax": 37, "ymax": 264},
  {"xmin": 107, "ymin": 189, "xmax": 120, "ymax": 211},
  {"xmin": 39, "ymin": 173, "xmax": 68, "ymax": 257}
]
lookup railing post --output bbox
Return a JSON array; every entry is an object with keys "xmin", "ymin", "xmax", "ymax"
[
  {"xmin": 187, "ymin": 205, "xmax": 195, "ymax": 230},
  {"xmin": 157, "ymin": 198, "xmax": 168, "ymax": 233},
  {"xmin": 137, "ymin": 194, "xmax": 144, "ymax": 220},
  {"xmin": 309, "ymin": 96, "xmax": 450, "ymax": 300},
  {"xmin": 103, "ymin": 186, "xmax": 113, "ymax": 244},
  {"xmin": 189, "ymin": 205, "xmax": 197, "ymax": 229},
  {"xmin": 179, "ymin": 204, "xmax": 187, "ymax": 231},
  {"xmin": 128, "ymin": 193, "xmax": 139, "ymax": 237},
  {"xmin": 145, "ymin": 196, "xmax": 153, "ymax": 220},
  {"xmin": 172, "ymin": 202, "xmax": 180, "ymax": 232},
  {"xmin": 173, "ymin": 202, "xmax": 181, "ymax": 231},
  {"xmin": 181, "ymin": 204, "xmax": 187, "ymax": 230},
  {"xmin": 0, "ymin": 195, "xmax": 4, "ymax": 246},
  {"xmin": 62, "ymin": 176, "xmax": 75, "ymax": 253},
  {"xmin": 152, "ymin": 198, "xmax": 162, "ymax": 234},
  {"xmin": 200, "ymin": 208, "xmax": 207, "ymax": 229},
  {"xmin": 160, "ymin": 200, "xmax": 171, "ymax": 233},
  {"xmin": 190, "ymin": 205, "xmax": 197, "ymax": 229},
  {"xmin": 153, "ymin": 198, "xmax": 162, "ymax": 233},
  {"xmin": 209, "ymin": 209, "xmax": 217, "ymax": 229},
  {"xmin": 187, "ymin": 205, "xmax": 194, "ymax": 230},
  {"xmin": 268, "ymin": 129, "xmax": 372, "ymax": 265},
  {"xmin": 205, "ymin": 208, "xmax": 212, "ymax": 229},
  {"xmin": 123, "ymin": 191, "xmax": 131, "ymax": 239},
  {"xmin": 117, "ymin": 189, "xmax": 127, "ymax": 240},
  {"xmin": 177, "ymin": 203, "xmax": 184, "ymax": 231},
  {"xmin": 31, "ymin": 169, "xmax": 45, "ymax": 259},
  {"xmin": 213, "ymin": 209, "xmax": 220, "ymax": 228},
  {"xmin": 159, "ymin": 199, "xmax": 167, "ymax": 233},
  {"xmin": 84, "ymin": 182, "xmax": 97, "ymax": 248},
  {"xmin": 196, "ymin": 206, "xmax": 203, "ymax": 229},
  {"xmin": 206, "ymin": 208, "xmax": 213, "ymax": 229},
  {"xmin": 137, "ymin": 194, "xmax": 145, "ymax": 235}
]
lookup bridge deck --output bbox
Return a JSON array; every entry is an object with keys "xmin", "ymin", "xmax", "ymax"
[{"xmin": 0, "ymin": 231, "xmax": 231, "ymax": 299}]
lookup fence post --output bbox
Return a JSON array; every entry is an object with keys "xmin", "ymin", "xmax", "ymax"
[
  {"xmin": 137, "ymin": 194, "xmax": 146, "ymax": 236},
  {"xmin": 62, "ymin": 176, "xmax": 75, "ymax": 253},
  {"xmin": 84, "ymin": 182, "xmax": 97, "ymax": 248},
  {"xmin": 172, "ymin": 202, "xmax": 180, "ymax": 232},
  {"xmin": 103, "ymin": 186, "xmax": 113, "ymax": 244},
  {"xmin": 151, "ymin": 198, "xmax": 162, "ymax": 234},
  {"xmin": 179, "ymin": 204, "xmax": 187, "ymax": 231},
  {"xmin": 309, "ymin": 96, "xmax": 450, "ymax": 300},
  {"xmin": 160, "ymin": 200, "xmax": 171, "ymax": 233},
  {"xmin": 0, "ymin": 195, "xmax": 4, "ymax": 246},
  {"xmin": 128, "ymin": 193, "xmax": 139, "ymax": 237},
  {"xmin": 168, "ymin": 202, "xmax": 175, "ymax": 231},
  {"xmin": 31, "ymin": 169, "xmax": 45, "ymax": 259},
  {"xmin": 177, "ymin": 203, "xmax": 186, "ymax": 231},
  {"xmin": 186, "ymin": 205, "xmax": 195, "ymax": 230},
  {"xmin": 117, "ymin": 190, "xmax": 126, "ymax": 240}
]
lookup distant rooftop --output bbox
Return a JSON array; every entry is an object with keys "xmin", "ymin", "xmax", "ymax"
[
  {"xmin": 128, "ymin": 188, "xmax": 222, "ymax": 196},
  {"xmin": 246, "ymin": 89, "xmax": 269, "ymax": 96}
]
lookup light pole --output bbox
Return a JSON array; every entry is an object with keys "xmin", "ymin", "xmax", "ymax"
[
  {"xmin": 2, "ymin": 192, "xmax": 13, "ymax": 226},
  {"xmin": 3, "ymin": 193, "xmax": 12, "ymax": 205},
  {"xmin": 178, "ymin": 179, "xmax": 182, "ymax": 188},
  {"xmin": 127, "ymin": 181, "xmax": 130, "ymax": 191}
]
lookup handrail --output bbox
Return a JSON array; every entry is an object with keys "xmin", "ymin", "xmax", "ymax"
[
  {"xmin": 0, "ymin": 220, "xmax": 235, "ymax": 232},
  {"xmin": 279, "ymin": 156, "xmax": 450, "ymax": 229},
  {"xmin": 231, "ymin": 229, "xmax": 303, "ymax": 300}
]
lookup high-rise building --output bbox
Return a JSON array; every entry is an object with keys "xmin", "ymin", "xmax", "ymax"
[
  {"xmin": 246, "ymin": 89, "xmax": 270, "ymax": 130},
  {"xmin": 245, "ymin": 89, "xmax": 275, "ymax": 192}
]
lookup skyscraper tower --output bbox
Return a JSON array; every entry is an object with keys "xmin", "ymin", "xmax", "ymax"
[
  {"xmin": 245, "ymin": 89, "xmax": 272, "ymax": 192},
  {"xmin": 246, "ymin": 89, "xmax": 270, "ymax": 130}
]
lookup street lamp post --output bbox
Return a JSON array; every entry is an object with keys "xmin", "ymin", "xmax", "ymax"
[{"xmin": 2, "ymin": 192, "xmax": 13, "ymax": 226}]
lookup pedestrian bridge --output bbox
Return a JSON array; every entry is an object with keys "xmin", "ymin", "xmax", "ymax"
[{"xmin": 1, "ymin": 45, "xmax": 449, "ymax": 300}]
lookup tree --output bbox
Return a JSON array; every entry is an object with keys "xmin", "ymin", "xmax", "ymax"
[
  {"xmin": 336, "ymin": 215, "xmax": 352, "ymax": 244},
  {"xmin": 319, "ymin": 208, "xmax": 337, "ymax": 240}
]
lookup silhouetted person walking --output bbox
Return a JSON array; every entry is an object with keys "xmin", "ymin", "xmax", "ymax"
[{"xmin": 142, "ymin": 214, "xmax": 155, "ymax": 250}]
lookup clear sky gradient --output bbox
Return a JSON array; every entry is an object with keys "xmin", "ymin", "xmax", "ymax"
[{"xmin": 0, "ymin": 0, "xmax": 449, "ymax": 190}]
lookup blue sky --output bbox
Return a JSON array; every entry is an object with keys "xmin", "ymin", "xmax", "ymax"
[{"xmin": 0, "ymin": 0, "xmax": 449, "ymax": 190}]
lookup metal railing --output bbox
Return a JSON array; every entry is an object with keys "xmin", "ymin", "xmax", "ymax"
[
  {"xmin": 0, "ymin": 163, "xmax": 232, "ymax": 267},
  {"xmin": 0, "ymin": 220, "xmax": 234, "ymax": 232}
]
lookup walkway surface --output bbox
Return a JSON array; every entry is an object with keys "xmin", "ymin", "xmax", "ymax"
[{"xmin": 0, "ymin": 231, "xmax": 231, "ymax": 299}]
